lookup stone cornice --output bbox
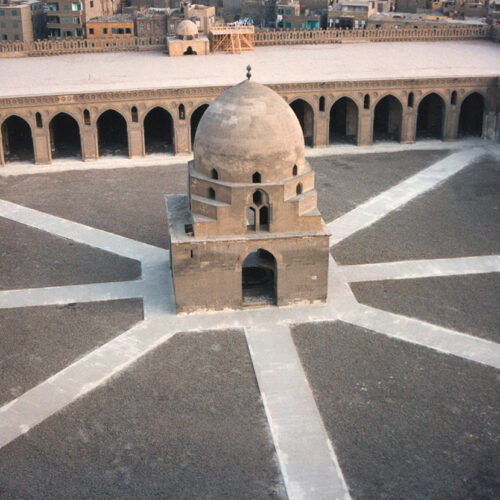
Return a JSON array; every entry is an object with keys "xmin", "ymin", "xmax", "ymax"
[{"xmin": 0, "ymin": 76, "xmax": 497, "ymax": 109}]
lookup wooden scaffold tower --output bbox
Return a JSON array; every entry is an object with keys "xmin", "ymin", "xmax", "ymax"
[{"xmin": 209, "ymin": 24, "xmax": 255, "ymax": 54}]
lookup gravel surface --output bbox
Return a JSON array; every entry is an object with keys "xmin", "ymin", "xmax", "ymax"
[
  {"xmin": 293, "ymin": 321, "xmax": 500, "ymax": 500},
  {"xmin": 351, "ymin": 273, "xmax": 500, "ymax": 343},
  {"xmin": 310, "ymin": 149, "xmax": 449, "ymax": 223},
  {"xmin": 332, "ymin": 155, "xmax": 500, "ymax": 264},
  {"xmin": 0, "ymin": 218, "xmax": 141, "ymax": 290},
  {"xmin": 0, "ymin": 329, "xmax": 285, "ymax": 499},
  {"xmin": 0, "ymin": 299, "xmax": 143, "ymax": 406},
  {"xmin": 0, "ymin": 164, "xmax": 187, "ymax": 248}
]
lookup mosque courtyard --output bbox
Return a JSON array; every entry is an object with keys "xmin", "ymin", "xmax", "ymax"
[{"xmin": 0, "ymin": 141, "xmax": 499, "ymax": 498}]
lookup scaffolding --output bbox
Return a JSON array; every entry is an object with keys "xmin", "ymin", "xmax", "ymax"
[{"xmin": 209, "ymin": 24, "xmax": 255, "ymax": 54}]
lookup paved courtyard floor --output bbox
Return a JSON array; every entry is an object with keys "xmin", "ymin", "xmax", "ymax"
[{"xmin": 0, "ymin": 142, "xmax": 499, "ymax": 499}]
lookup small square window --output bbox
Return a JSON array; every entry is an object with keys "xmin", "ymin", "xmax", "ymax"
[
  {"xmin": 2, "ymin": 34, "xmax": 8, "ymax": 40},
  {"xmin": 0, "ymin": 10, "xmax": 4, "ymax": 16},
  {"xmin": 12, "ymin": 21, "xmax": 18, "ymax": 28},
  {"xmin": 64, "ymin": 17, "xmax": 70, "ymax": 23},
  {"xmin": 14, "ymin": 34, "xmax": 19, "ymax": 40},
  {"xmin": 89, "ymin": 27, "xmax": 94, "ymax": 34},
  {"xmin": 63, "ymin": 4, "xmax": 69, "ymax": 10},
  {"xmin": 125, "ymin": 27, "xmax": 131, "ymax": 33},
  {"xmin": 11, "ymin": 9, "xmax": 18, "ymax": 16}
]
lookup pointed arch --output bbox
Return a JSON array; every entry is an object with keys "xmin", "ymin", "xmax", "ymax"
[
  {"xmin": 290, "ymin": 98, "xmax": 314, "ymax": 147},
  {"xmin": 329, "ymin": 97, "xmax": 358, "ymax": 145},
  {"xmin": 190, "ymin": 104, "xmax": 209, "ymax": 147},
  {"xmin": 242, "ymin": 249, "xmax": 277, "ymax": 306},
  {"xmin": 49, "ymin": 112, "xmax": 81, "ymax": 159},
  {"xmin": 373, "ymin": 95, "xmax": 403, "ymax": 143},
  {"xmin": 97, "ymin": 109, "xmax": 128, "ymax": 157},
  {"xmin": 458, "ymin": 92, "xmax": 484, "ymax": 138},
  {"xmin": 143, "ymin": 106, "xmax": 174, "ymax": 154},
  {"xmin": 1, "ymin": 115, "xmax": 34, "ymax": 163},
  {"xmin": 416, "ymin": 93, "xmax": 445, "ymax": 140}
]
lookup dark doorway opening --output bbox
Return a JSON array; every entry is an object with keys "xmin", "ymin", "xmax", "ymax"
[
  {"xmin": 50, "ymin": 112, "xmax": 81, "ymax": 159},
  {"xmin": 416, "ymin": 93, "xmax": 444, "ymax": 140},
  {"xmin": 190, "ymin": 104, "xmax": 209, "ymax": 147},
  {"xmin": 290, "ymin": 99, "xmax": 314, "ymax": 147},
  {"xmin": 329, "ymin": 97, "xmax": 358, "ymax": 144},
  {"xmin": 184, "ymin": 46, "xmax": 197, "ymax": 55},
  {"xmin": 97, "ymin": 110, "xmax": 128, "ymax": 157},
  {"xmin": 144, "ymin": 107, "xmax": 174, "ymax": 154},
  {"xmin": 1, "ymin": 116, "xmax": 34, "ymax": 163},
  {"xmin": 373, "ymin": 95, "xmax": 402, "ymax": 142},
  {"xmin": 242, "ymin": 249, "xmax": 277, "ymax": 306},
  {"xmin": 458, "ymin": 92, "xmax": 484, "ymax": 138}
]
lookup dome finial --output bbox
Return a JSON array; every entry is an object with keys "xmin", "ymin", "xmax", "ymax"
[{"xmin": 246, "ymin": 65, "xmax": 252, "ymax": 80}]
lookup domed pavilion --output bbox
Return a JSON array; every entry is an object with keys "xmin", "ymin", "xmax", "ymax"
[
  {"xmin": 166, "ymin": 76, "xmax": 330, "ymax": 312},
  {"xmin": 166, "ymin": 19, "xmax": 209, "ymax": 57}
]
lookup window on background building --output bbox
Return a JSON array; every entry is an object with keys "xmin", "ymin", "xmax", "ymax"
[
  {"xmin": 0, "ymin": 10, "xmax": 4, "ymax": 16},
  {"xmin": 71, "ymin": 2, "xmax": 82, "ymax": 10},
  {"xmin": 73, "ymin": 17, "xmax": 79, "ymax": 24},
  {"xmin": 2, "ymin": 34, "xmax": 7, "ymax": 40},
  {"xmin": 14, "ymin": 34, "xmax": 19, "ymax": 40},
  {"xmin": 76, "ymin": 28, "xmax": 82, "ymax": 36},
  {"xmin": 103, "ymin": 27, "xmax": 107, "ymax": 34},
  {"xmin": 286, "ymin": 22, "xmax": 291, "ymax": 28},
  {"xmin": 118, "ymin": 28, "xmax": 124, "ymax": 34},
  {"xmin": 286, "ymin": 9, "xmax": 291, "ymax": 14},
  {"xmin": 63, "ymin": 5, "xmax": 69, "ymax": 10},
  {"xmin": 47, "ymin": 3, "xmax": 58, "ymax": 11},
  {"xmin": 125, "ymin": 27, "xmax": 131, "ymax": 33},
  {"xmin": 89, "ymin": 27, "xmax": 94, "ymax": 34},
  {"xmin": 12, "ymin": 21, "xmax": 18, "ymax": 28},
  {"xmin": 11, "ymin": 9, "xmax": 17, "ymax": 15},
  {"xmin": 90, "ymin": 0, "xmax": 94, "ymax": 6},
  {"xmin": 1, "ymin": 22, "xmax": 5, "ymax": 28},
  {"xmin": 112, "ymin": 27, "xmax": 117, "ymax": 33},
  {"xmin": 64, "ymin": 17, "xmax": 70, "ymax": 23}
]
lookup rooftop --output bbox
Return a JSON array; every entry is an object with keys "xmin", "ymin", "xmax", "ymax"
[
  {"xmin": 1, "ymin": 41, "xmax": 499, "ymax": 98},
  {"xmin": 87, "ymin": 14, "xmax": 135, "ymax": 23}
]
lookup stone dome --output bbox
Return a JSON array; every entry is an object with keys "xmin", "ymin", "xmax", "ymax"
[
  {"xmin": 176, "ymin": 20, "xmax": 198, "ymax": 38},
  {"xmin": 193, "ymin": 79, "xmax": 306, "ymax": 184}
]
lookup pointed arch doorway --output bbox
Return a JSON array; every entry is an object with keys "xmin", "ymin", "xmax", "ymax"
[{"xmin": 242, "ymin": 249, "xmax": 277, "ymax": 306}]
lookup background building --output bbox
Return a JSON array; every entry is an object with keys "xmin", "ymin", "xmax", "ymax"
[
  {"xmin": 135, "ymin": 9, "xmax": 168, "ymax": 37},
  {"xmin": 276, "ymin": 0, "xmax": 322, "ymax": 29},
  {"xmin": 326, "ymin": 0, "xmax": 377, "ymax": 28},
  {"xmin": 86, "ymin": 14, "xmax": 135, "ymax": 36},
  {"xmin": 0, "ymin": 0, "xmax": 46, "ymax": 41},
  {"xmin": 46, "ymin": 0, "xmax": 120, "ymax": 38}
]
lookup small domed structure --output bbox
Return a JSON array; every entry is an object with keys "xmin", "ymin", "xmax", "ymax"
[
  {"xmin": 176, "ymin": 20, "xmax": 199, "ymax": 39},
  {"xmin": 166, "ymin": 78, "xmax": 330, "ymax": 313},
  {"xmin": 194, "ymin": 79, "xmax": 306, "ymax": 183}
]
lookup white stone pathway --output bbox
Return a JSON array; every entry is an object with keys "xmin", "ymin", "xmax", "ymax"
[
  {"xmin": 340, "ymin": 255, "xmax": 500, "ymax": 283},
  {"xmin": 0, "ymin": 143, "xmax": 499, "ymax": 499}
]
